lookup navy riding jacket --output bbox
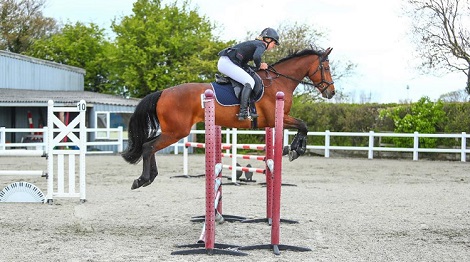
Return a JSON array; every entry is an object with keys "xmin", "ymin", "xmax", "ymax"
[{"xmin": 218, "ymin": 40, "xmax": 267, "ymax": 70}]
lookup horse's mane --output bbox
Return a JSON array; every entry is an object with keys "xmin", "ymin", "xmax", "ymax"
[{"xmin": 272, "ymin": 48, "xmax": 324, "ymax": 66}]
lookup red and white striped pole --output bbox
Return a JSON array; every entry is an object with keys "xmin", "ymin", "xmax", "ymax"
[
  {"xmin": 215, "ymin": 125, "xmax": 223, "ymax": 216},
  {"xmin": 265, "ymin": 127, "xmax": 274, "ymax": 223}
]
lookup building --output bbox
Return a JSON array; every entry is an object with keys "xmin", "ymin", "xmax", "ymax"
[{"xmin": 0, "ymin": 50, "xmax": 139, "ymax": 152}]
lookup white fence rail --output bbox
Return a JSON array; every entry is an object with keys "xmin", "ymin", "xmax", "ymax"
[
  {"xmin": 3, "ymin": 126, "xmax": 469, "ymax": 161},
  {"xmin": 296, "ymin": 130, "xmax": 470, "ymax": 161},
  {"xmin": 170, "ymin": 129, "xmax": 470, "ymax": 162},
  {"xmin": 0, "ymin": 126, "xmax": 123, "ymax": 154}
]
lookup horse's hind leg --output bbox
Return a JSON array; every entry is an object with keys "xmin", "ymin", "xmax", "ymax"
[
  {"xmin": 148, "ymin": 153, "xmax": 158, "ymax": 184},
  {"xmin": 131, "ymin": 133, "xmax": 180, "ymax": 190},
  {"xmin": 140, "ymin": 152, "xmax": 158, "ymax": 187},
  {"xmin": 131, "ymin": 136, "xmax": 158, "ymax": 189}
]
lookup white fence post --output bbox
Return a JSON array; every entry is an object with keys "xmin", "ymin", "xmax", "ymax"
[
  {"xmin": 413, "ymin": 132, "xmax": 419, "ymax": 161},
  {"xmin": 325, "ymin": 130, "xmax": 330, "ymax": 158},
  {"xmin": 225, "ymin": 128, "xmax": 231, "ymax": 154},
  {"xmin": 461, "ymin": 132, "xmax": 466, "ymax": 162},
  {"xmin": 42, "ymin": 126, "xmax": 48, "ymax": 153},
  {"xmin": 368, "ymin": 131, "xmax": 374, "ymax": 159},
  {"xmin": 0, "ymin": 127, "xmax": 5, "ymax": 151},
  {"xmin": 117, "ymin": 126, "xmax": 123, "ymax": 153},
  {"xmin": 183, "ymin": 136, "xmax": 189, "ymax": 176},
  {"xmin": 78, "ymin": 100, "xmax": 87, "ymax": 201},
  {"xmin": 283, "ymin": 129, "xmax": 289, "ymax": 148},
  {"xmin": 231, "ymin": 128, "xmax": 238, "ymax": 183}
]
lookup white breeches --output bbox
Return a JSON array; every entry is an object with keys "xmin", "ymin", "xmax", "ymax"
[{"xmin": 217, "ymin": 56, "xmax": 255, "ymax": 88}]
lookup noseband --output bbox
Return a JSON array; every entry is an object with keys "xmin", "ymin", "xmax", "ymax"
[
  {"xmin": 307, "ymin": 58, "xmax": 334, "ymax": 94},
  {"xmin": 265, "ymin": 57, "xmax": 334, "ymax": 95}
]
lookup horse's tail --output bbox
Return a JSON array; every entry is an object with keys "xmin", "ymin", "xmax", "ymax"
[{"xmin": 121, "ymin": 91, "xmax": 163, "ymax": 164}]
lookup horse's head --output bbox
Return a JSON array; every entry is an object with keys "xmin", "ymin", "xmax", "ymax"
[
  {"xmin": 307, "ymin": 47, "xmax": 335, "ymax": 99},
  {"xmin": 266, "ymin": 48, "xmax": 336, "ymax": 99}
]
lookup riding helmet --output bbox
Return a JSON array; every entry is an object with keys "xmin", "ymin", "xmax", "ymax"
[{"xmin": 259, "ymin": 28, "xmax": 280, "ymax": 45}]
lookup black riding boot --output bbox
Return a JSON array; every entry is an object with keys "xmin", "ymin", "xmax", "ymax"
[{"xmin": 238, "ymin": 84, "xmax": 254, "ymax": 121}]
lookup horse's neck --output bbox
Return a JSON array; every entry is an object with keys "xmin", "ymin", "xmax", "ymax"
[{"xmin": 274, "ymin": 57, "xmax": 313, "ymax": 90}]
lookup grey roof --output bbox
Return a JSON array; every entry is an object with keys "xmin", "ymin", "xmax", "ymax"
[
  {"xmin": 0, "ymin": 88, "xmax": 140, "ymax": 107},
  {"xmin": 0, "ymin": 50, "xmax": 86, "ymax": 74}
]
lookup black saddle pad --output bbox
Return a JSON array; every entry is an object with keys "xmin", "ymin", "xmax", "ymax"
[{"xmin": 210, "ymin": 82, "xmax": 263, "ymax": 106}]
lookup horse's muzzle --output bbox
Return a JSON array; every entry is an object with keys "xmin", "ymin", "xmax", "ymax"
[{"xmin": 324, "ymin": 90, "xmax": 335, "ymax": 99}]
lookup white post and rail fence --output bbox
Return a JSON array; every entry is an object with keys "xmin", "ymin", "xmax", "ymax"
[
  {"xmin": 0, "ymin": 127, "xmax": 470, "ymax": 162},
  {"xmin": 2, "ymin": 127, "xmax": 469, "ymax": 162},
  {"xmin": 1, "ymin": 117, "xmax": 468, "ymax": 203},
  {"xmin": 175, "ymin": 129, "xmax": 470, "ymax": 162}
]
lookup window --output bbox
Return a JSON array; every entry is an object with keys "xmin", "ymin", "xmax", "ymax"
[
  {"xmin": 95, "ymin": 112, "xmax": 132, "ymax": 139},
  {"xmin": 96, "ymin": 112, "xmax": 109, "ymax": 139}
]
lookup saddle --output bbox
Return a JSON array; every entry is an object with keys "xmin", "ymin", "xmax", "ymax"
[{"xmin": 211, "ymin": 67, "xmax": 264, "ymax": 108}]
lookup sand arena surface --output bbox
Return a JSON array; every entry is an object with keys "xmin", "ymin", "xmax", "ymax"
[{"xmin": 0, "ymin": 154, "xmax": 469, "ymax": 261}]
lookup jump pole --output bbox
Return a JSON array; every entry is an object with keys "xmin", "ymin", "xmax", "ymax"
[
  {"xmin": 172, "ymin": 89, "xmax": 247, "ymax": 256},
  {"xmin": 190, "ymin": 124, "xmax": 246, "ymax": 223},
  {"xmin": 239, "ymin": 91, "xmax": 311, "ymax": 255},
  {"xmin": 265, "ymin": 127, "xmax": 274, "ymax": 224}
]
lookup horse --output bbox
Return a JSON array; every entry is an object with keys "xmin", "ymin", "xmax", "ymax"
[{"xmin": 122, "ymin": 47, "xmax": 335, "ymax": 190}]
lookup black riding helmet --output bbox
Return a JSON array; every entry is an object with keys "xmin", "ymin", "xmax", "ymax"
[{"xmin": 259, "ymin": 28, "xmax": 280, "ymax": 46}]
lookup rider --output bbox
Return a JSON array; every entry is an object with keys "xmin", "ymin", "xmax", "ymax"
[{"xmin": 217, "ymin": 28, "xmax": 280, "ymax": 121}]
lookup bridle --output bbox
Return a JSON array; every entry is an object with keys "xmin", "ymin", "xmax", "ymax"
[{"xmin": 264, "ymin": 56, "xmax": 334, "ymax": 95}]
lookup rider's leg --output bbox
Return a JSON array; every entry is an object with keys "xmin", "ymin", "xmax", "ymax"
[
  {"xmin": 218, "ymin": 56, "xmax": 257, "ymax": 120},
  {"xmin": 217, "ymin": 57, "xmax": 255, "ymax": 88},
  {"xmin": 238, "ymin": 83, "xmax": 253, "ymax": 120}
]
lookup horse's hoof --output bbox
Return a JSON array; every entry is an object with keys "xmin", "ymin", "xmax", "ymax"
[
  {"xmin": 142, "ymin": 181, "xmax": 153, "ymax": 187},
  {"xmin": 236, "ymin": 163, "xmax": 243, "ymax": 180},
  {"xmin": 131, "ymin": 178, "xmax": 150, "ymax": 190},
  {"xmin": 131, "ymin": 179, "xmax": 141, "ymax": 190},
  {"xmin": 245, "ymin": 164, "xmax": 253, "ymax": 181},
  {"xmin": 131, "ymin": 177, "xmax": 154, "ymax": 189},
  {"xmin": 282, "ymin": 146, "xmax": 290, "ymax": 156},
  {"xmin": 288, "ymin": 150, "xmax": 298, "ymax": 162}
]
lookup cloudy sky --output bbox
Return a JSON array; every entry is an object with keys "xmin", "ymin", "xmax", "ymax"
[{"xmin": 42, "ymin": 0, "xmax": 466, "ymax": 103}]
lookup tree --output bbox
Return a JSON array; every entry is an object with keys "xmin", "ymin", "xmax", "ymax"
[
  {"xmin": 110, "ymin": 0, "xmax": 230, "ymax": 97},
  {"xmin": 379, "ymin": 96, "xmax": 446, "ymax": 148},
  {"xmin": 260, "ymin": 22, "xmax": 327, "ymax": 64},
  {"xmin": 439, "ymin": 89, "xmax": 469, "ymax": 102},
  {"xmin": 25, "ymin": 22, "xmax": 113, "ymax": 93},
  {"xmin": 405, "ymin": 0, "xmax": 470, "ymax": 93},
  {"xmin": 0, "ymin": 0, "xmax": 58, "ymax": 53}
]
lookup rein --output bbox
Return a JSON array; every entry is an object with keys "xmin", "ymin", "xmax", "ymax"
[{"xmin": 264, "ymin": 57, "xmax": 334, "ymax": 95}]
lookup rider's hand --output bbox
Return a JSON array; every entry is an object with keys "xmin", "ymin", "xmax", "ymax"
[{"xmin": 259, "ymin": 63, "xmax": 268, "ymax": 70}]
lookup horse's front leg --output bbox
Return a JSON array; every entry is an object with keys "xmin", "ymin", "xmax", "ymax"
[
  {"xmin": 282, "ymin": 115, "xmax": 308, "ymax": 161},
  {"xmin": 286, "ymin": 132, "xmax": 307, "ymax": 161}
]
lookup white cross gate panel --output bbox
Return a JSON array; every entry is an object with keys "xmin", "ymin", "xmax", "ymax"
[{"xmin": 46, "ymin": 100, "xmax": 87, "ymax": 203}]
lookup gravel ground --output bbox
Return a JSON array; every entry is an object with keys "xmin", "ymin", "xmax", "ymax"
[{"xmin": 0, "ymin": 154, "xmax": 469, "ymax": 262}]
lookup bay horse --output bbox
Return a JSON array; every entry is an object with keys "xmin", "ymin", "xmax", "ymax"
[{"xmin": 122, "ymin": 47, "xmax": 335, "ymax": 189}]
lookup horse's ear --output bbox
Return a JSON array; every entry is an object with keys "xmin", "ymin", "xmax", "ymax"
[
  {"xmin": 321, "ymin": 47, "xmax": 333, "ymax": 61},
  {"xmin": 325, "ymin": 47, "xmax": 333, "ymax": 56}
]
